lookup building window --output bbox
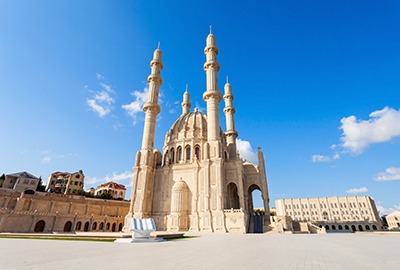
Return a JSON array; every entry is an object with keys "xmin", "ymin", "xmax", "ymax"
[
  {"xmin": 177, "ymin": 146, "xmax": 182, "ymax": 161},
  {"xmin": 186, "ymin": 146, "xmax": 191, "ymax": 161}
]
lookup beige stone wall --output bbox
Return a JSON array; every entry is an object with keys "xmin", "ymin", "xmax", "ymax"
[
  {"xmin": 386, "ymin": 211, "xmax": 400, "ymax": 230},
  {"xmin": 0, "ymin": 190, "xmax": 129, "ymax": 233},
  {"xmin": 276, "ymin": 196, "xmax": 382, "ymax": 231}
]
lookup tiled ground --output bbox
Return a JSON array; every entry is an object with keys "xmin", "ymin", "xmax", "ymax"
[{"xmin": 0, "ymin": 233, "xmax": 399, "ymax": 269}]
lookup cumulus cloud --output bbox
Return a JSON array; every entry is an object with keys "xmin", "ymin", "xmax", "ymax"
[
  {"xmin": 122, "ymin": 87, "xmax": 149, "ymax": 123},
  {"xmin": 376, "ymin": 203, "xmax": 400, "ymax": 215},
  {"xmin": 41, "ymin": 156, "xmax": 52, "ymax": 164},
  {"xmin": 86, "ymin": 81, "xmax": 115, "ymax": 118},
  {"xmin": 85, "ymin": 171, "xmax": 133, "ymax": 188},
  {"xmin": 340, "ymin": 107, "xmax": 400, "ymax": 154},
  {"xmin": 96, "ymin": 73, "xmax": 105, "ymax": 80},
  {"xmin": 374, "ymin": 167, "xmax": 400, "ymax": 181},
  {"xmin": 311, "ymin": 154, "xmax": 331, "ymax": 163},
  {"xmin": 237, "ymin": 139, "xmax": 257, "ymax": 163},
  {"xmin": 346, "ymin": 187, "xmax": 368, "ymax": 194}
]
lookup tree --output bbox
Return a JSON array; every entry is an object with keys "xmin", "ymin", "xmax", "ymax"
[{"xmin": 36, "ymin": 177, "xmax": 46, "ymax": 192}]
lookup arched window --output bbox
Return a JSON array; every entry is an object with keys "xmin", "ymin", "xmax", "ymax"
[
  {"xmin": 338, "ymin": 225, "xmax": 343, "ymax": 230},
  {"xmin": 64, "ymin": 221, "xmax": 72, "ymax": 232},
  {"xmin": 325, "ymin": 225, "xmax": 330, "ymax": 230},
  {"xmin": 84, "ymin": 222, "xmax": 90, "ymax": 232},
  {"xmin": 365, "ymin": 225, "xmax": 370, "ymax": 230},
  {"xmin": 92, "ymin": 222, "xmax": 97, "ymax": 231},
  {"xmin": 195, "ymin": 145, "xmax": 201, "ymax": 160},
  {"xmin": 112, "ymin": 222, "xmax": 116, "ymax": 232},
  {"xmin": 372, "ymin": 225, "xmax": 377, "ymax": 230},
  {"xmin": 118, "ymin": 223, "xmax": 123, "ymax": 232},
  {"xmin": 332, "ymin": 225, "xmax": 336, "ymax": 230},
  {"xmin": 75, "ymin": 221, "xmax": 82, "ymax": 231},
  {"xmin": 358, "ymin": 225, "xmax": 364, "ymax": 231},
  {"xmin": 170, "ymin": 148, "xmax": 175, "ymax": 163},
  {"xmin": 106, "ymin": 222, "xmax": 110, "ymax": 231},
  {"xmin": 34, "ymin": 220, "xmax": 45, "ymax": 232},
  {"xmin": 345, "ymin": 225, "xmax": 349, "ymax": 230},
  {"xmin": 226, "ymin": 182, "xmax": 240, "ymax": 209},
  {"xmin": 99, "ymin": 222, "xmax": 104, "ymax": 230},
  {"xmin": 185, "ymin": 146, "xmax": 191, "ymax": 161},
  {"xmin": 177, "ymin": 146, "xmax": 182, "ymax": 161},
  {"xmin": 164, "ymin": 150, "xmax": 169, "ymax": 165},
  {"xmin": 351, "ymin": 225, "xmax": 356, "ymax": 231}
]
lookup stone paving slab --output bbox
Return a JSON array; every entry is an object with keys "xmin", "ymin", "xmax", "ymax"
[{"xmin": 0, "ymin": 233, "xmax": 399, "ymax": 270}]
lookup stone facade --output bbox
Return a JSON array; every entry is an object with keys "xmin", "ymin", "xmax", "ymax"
[
  {"xmin": 46, "ymin": 171, "xmax": 85, "ymax": 195},
  {"xmin": 0, "ymin": 189, "xmax": 129, "ymax": 233},
  {"xmin": 385, "ymin": 211, "xmax": 400, "ymax": 230},
  {"xmin": 95, "ymin": 182, "xmax": 126, "ymax": 199},
  {"xmin": 124, "ymin": 30, "xmax": 270, "ymax": 233},
  {"xmin": 275, "ymin": 196, "xmax": 382, "ymax": 232},
  {"xmin": 1, "ymin": 172, "xmax": 39, "ymax": 193}
]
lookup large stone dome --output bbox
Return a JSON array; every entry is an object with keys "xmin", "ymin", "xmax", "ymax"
[{"xmin": 164, "ymin": 109, "xmax": 208, "ymax": 147}]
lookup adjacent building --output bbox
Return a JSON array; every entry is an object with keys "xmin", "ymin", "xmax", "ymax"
[
  {"xmin": 0, "ymin": 189, "xmax": 129, "ymax": 233},
  {"xmin": 46, "ymin": 171, "xmax": 85, "ymax": 195},
  {"xmin": 95, "ymin": 182, "xmax": 126, "ymax": 199},
  {"xmin": 1, "ymin": 172, "xmax": 40, "ymax": 193},
  {"xmin": 385, "ymin": 211, "xmax": 400, "ymax": 230},
  {"xmin": 275, "ymin": 196, "xmax": 382, "ymax": 232}
]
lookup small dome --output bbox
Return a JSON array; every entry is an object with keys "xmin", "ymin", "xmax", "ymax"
[{"xmin": 172, "ymin": 179, "xmax": 189, "ymax": 191}]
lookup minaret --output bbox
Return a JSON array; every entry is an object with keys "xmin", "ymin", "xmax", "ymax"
[
  {"xmin": 223, "ymin": 76, "xmax": 238, "ymax": 156},
  {"xmin": 124, "ymin": 44, "xmax": 163, "ymax": 227},
  {"xmin": 181, "ymin": 85, "xmax": 191, "ymax": 115},
  {"xmin": 203, "ymin": 26, "xmax": 222, "ymax": 142},
  {"xmin": 141, "ymin": 43, "xmax": 163, "ymax": 150}
]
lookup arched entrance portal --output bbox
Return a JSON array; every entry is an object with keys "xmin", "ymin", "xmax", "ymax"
[
  {"xmin": 226, "ymin": 182, "xmax": 240, "ymax": 209},
  {"xmin": 64, "ymin": 221, "xmax": 72, "ymax": 232},
  {"xmin": 84, "ymin": 222, "xmax": 90, "ymax": 232},
  {"xmin": 34, "ymin": 220, "xmax": 45, "ymax": 232},
  {"xmin": 248, "ymin": 184, "xmax": 264, "ymax": 233}
]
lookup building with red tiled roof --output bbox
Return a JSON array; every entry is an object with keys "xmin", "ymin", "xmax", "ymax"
[
  {"xmin": 94, "ymin": 181, "xmax": 126, "ymax": 200},
  {"xmin": 46, "ymin": 170, "xmax": 85, "ymax": 195}
]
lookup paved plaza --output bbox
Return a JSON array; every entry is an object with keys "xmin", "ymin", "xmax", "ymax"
[{"xmin": 0, "ymin": 233, "xmax": 399, "ymax": 270}]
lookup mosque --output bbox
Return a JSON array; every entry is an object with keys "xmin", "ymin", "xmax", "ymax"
[{"xmin": 124, "ymin": 30, "xmax": 271, "ymax": 233}]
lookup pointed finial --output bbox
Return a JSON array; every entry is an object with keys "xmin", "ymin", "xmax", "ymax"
[
  {"xmin": 210, "ymin": 25, "xmax": 212, "ymax": 34},
  {"xmin": 185, "ymin": 84, "xmax": 188, "ymax": 93},
  {"xmin": 157, "ymin": 41, "xmax": 160, "ymax": 50},
  {"xmin": 226, "ymin": 75, "xmax": 229, "ymax": 84}
]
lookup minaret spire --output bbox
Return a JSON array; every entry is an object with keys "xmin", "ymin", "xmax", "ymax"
[
  {"xmin": 203, "ymin": 27, "xmax": 222, "ymax": 142},
  {"xmin": 223, "ymin": 77, "xmax": 238, "ymax": 156},
  {"xmin": 181, "ymin": 85, "xmax": 191, "ymax": 115},
  {"xmin": 141, "ymin": 45, "xmax": 163, "ymax": 150}
]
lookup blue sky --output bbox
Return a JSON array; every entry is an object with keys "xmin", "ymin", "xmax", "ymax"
[{"xmin": 1, "ymin": 1, "xmax": 399, "ymax": 215}]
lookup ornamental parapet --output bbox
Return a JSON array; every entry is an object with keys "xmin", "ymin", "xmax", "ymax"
[
  {"xmin": 143, "ymin": 103, "xmax": 161, "ymax": 114},
  {"xmin": 147, "ymin": 74, "xmax": 162, "ymax": 84},
  {"xmin": 203, "ymin": 90, "xmax": 222, "ymax": 102},
  {"xmin": 203, "ymin": 61, "xmax": 220, "ymax": 71}
]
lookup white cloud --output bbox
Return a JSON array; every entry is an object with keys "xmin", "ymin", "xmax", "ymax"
[
  {"xmin": 237, "ymin": 139, "xmax": 257, "ymax": 163},
  {"xmin": 122, "ymin": 87, "xmax": 149, "ymax": 123},
  {"xmin": 96, "ymin": 73, "xmax": 105, "ymax": 80},
  {"xmin": 376, "ymin": 203, "xmax": 400, "ymax": 215},
  {"xmin": 87, "ymin": 99, "xmax": 110, "ymax": 117},
  {"xmin": 374, "ymin": 167, "xmax": 400, "ymax": 181},
  {"xmin": 86, "ymin": 80, "xmax": 115, "ymax": 118},
  {"xmin": 85, "ymin": 171, "xmax": 133, "ymax": 188},
  {"xmin": 41, "ymin": 156, "xmax": 52, "ymax": 164},
  {"xmin": 311, "ymin": 154, "xmax": 331, "ymax": 163},
  {"xmin": 346, "ymin": 187, "xmax": 368, "ymax": 194},
  {"xmin": 340, "ymin": 107, "xmax": 400, "ymax": 154}
]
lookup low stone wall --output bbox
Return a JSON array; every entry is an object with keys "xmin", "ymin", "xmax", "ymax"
[{"xmin": 0, "ymin": 190, "xmax": 130, "ymax": 233}]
